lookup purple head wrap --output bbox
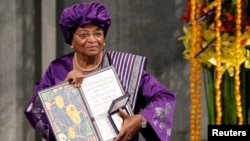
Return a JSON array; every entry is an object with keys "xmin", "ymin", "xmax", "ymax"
[{"xmin": 59, "ymin": 2, "xmax": 111, "ymax": 45}]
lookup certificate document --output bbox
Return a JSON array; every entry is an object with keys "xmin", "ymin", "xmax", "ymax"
[
  {"xmin": 80, "ymin": 66, "xmax": 133, "ymax": 140},
  {"xmin": 38, "ymin": 66, "xmax": 133, "ymax": 141}
]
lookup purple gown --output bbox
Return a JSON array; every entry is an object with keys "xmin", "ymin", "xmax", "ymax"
[{"xmin": 24, "ymin": 50, "xmax": 176, "ymax": 141}]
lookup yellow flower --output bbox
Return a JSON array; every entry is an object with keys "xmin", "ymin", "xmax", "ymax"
[{"xmin": 178, "ymin": 22, "xmax": 249, "ymax": 76}]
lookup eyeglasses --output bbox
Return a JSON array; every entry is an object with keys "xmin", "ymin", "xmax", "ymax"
[{"xmin": 75, "ymin": 31, "xmax": 104, "ymax": 39}]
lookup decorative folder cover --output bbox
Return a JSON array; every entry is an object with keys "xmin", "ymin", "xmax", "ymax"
[{"xmin": 38, "ymin": 66, "xmax": 133, "ymax": 141}]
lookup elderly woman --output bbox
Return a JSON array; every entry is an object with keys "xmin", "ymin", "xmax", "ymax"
[{"xmin": 24, "ymin": 2, "xmax": 176, "ymax": 141}]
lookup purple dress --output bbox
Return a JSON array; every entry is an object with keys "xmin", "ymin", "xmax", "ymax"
[{"xmin": 24, "ymin": 49, "xmax": 176, "ymax": 141}]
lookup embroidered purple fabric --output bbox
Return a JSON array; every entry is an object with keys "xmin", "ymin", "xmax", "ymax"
[{"xmin": 59, "ymin": 2, "xmax": 111, "ymax": 45}]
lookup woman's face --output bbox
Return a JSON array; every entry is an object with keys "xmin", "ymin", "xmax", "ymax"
[{"xmin": 71, "ymin": 24, "xmax": 105, "ymax": 57}]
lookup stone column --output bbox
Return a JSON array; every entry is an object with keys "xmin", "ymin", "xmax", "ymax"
[
  {"xmin": 42, "ymin": 0, "xmax": 56, "ymax": 74},
  {"xmin": 0, "ymin": 0, "xmax": 36, "ymax": 141}
]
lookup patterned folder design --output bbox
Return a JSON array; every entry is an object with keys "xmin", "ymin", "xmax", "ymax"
[
  {"xmin": 39, "ymin": 82, "xmax": 98, "ymax": 141},
  {"xmin": 38, "ymin": 66, "xmax": 133, "ymax": 141}
]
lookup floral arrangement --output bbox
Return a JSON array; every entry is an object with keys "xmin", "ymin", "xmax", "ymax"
[
  {"xmin": 178, "ymin": 0, "xmax": 250, "ymax": 140},
  {"xmin": 180, "ymin": 0, "xmax": 250, "ymax": 74}
]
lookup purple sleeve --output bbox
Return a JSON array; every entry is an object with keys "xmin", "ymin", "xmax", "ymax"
[
  {"xmin": 139, "ymin": 70, "xmax": 176, "ymax": 141},
  {"xmin": 24, "ymin": 63, "xmax": 62, "ymax": 141}
]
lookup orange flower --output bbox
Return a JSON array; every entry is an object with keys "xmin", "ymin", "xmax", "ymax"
[
  {"xmin": 241, "ymin": 38, "xmax": 247, "ymax": 46},
  {"xmin": 225, "ymin": 12, "xmax": 234, "ymax": 21}
]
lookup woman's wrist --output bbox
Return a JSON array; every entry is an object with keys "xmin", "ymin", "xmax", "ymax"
[{"xmin": 140, "ymin": 114, "xmax": 147, "ymax": 129}]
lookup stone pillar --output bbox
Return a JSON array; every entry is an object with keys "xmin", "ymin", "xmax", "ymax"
[
  {"xmin": 0, "ymin": 0, "xmax": 36, "ymax": 141},
  {"xmin": 42, "ymin": 0, "xmax": 56, "ymax": 74}
]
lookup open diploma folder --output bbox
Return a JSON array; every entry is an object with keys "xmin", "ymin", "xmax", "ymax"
[{"xmin": 38, "ymin": 66, "xmax": 133, "ymax": 141}]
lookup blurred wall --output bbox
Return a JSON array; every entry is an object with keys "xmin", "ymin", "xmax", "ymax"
[
  {"xmin": 0, "ymin": 0, "xmax": 208, "ymax": 141},
  {"xmin": 0, "ymin": 0, "xmax": 36, "ymax": 140}
]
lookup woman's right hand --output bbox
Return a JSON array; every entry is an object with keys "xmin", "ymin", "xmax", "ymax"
[{"xmin": 64, "ymin": 70, "xmax": 84, "ymax": 87}]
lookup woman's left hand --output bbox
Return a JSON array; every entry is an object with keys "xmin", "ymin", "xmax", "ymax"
[{"xmin": 114, "ymin": 109, "xmax": 142, "ymax": 141}]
